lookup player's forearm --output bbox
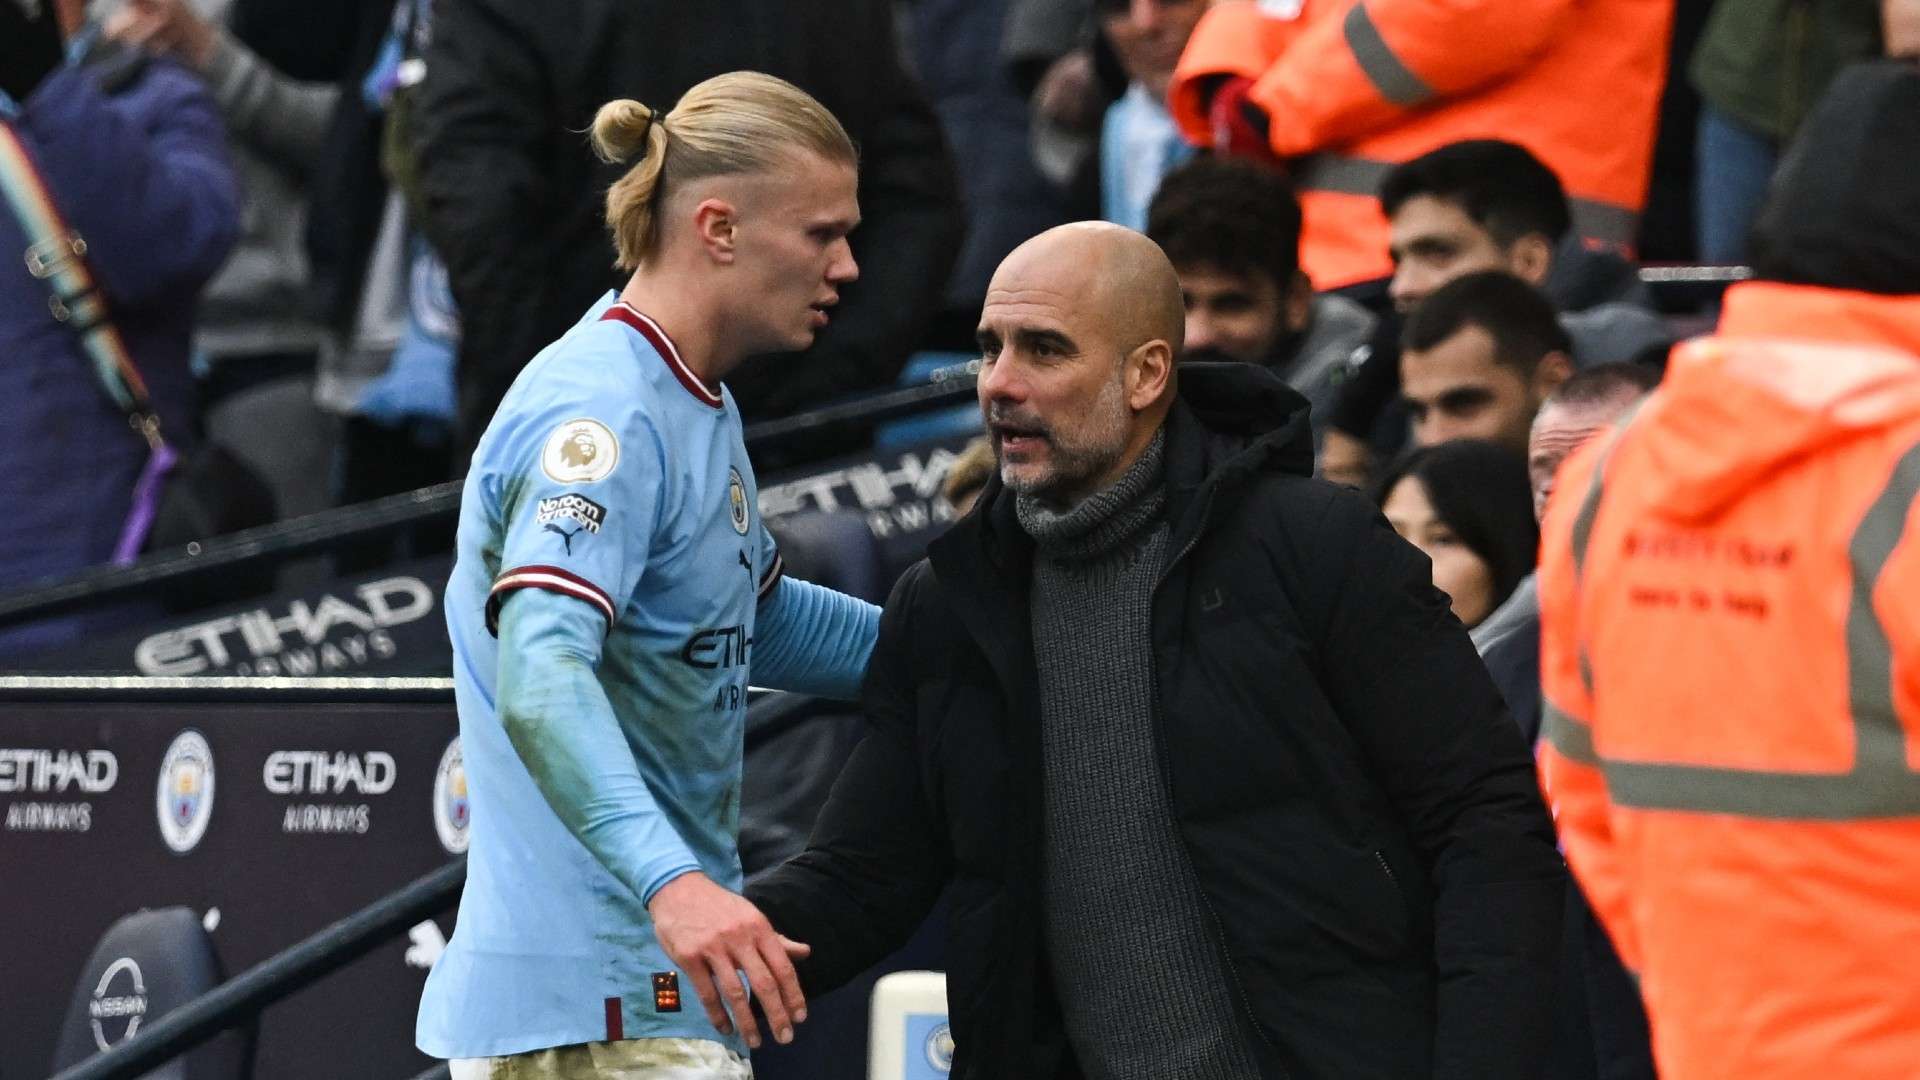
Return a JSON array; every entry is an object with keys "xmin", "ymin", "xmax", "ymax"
[
  {"xmin": 497, "ymin": 589, "xmax": 701, "ymax": 903},
  {"xmin": 751, "ymin": 578, "xmax": 880, "ymax": 701}
]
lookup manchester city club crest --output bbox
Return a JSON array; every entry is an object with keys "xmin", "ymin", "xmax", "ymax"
[
  {"xmin": 156, "ymin": 729, "xmax": 215, "ymax": 854},
  {"xmin": 727, "ymin": 467, "xmax": 750, "ymax": 535},
  {"xmin": 925, "ymin": 1021, "xmax": 955, "ymax": 1072},
  {"xmin": 541, "ymin": 418, "xmax": 620, "ymax": 484},
  {"xmin": 433, "ymin": 736, "xmax": 470, "ymax": 855}
]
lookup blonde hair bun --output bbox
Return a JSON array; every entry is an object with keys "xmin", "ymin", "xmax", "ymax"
[{"xmin": 590, "ymin": 99, "xmax": 658, "ymax": 165}]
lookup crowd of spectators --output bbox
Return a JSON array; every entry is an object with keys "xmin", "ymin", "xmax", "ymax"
[
  {"xmin": 5, "ymin": 0, "xmax": 1919, "ymax": 1075},
  {"xmin": 2, "ymin": 0, "xmax": 1912, "ymax": 608}
]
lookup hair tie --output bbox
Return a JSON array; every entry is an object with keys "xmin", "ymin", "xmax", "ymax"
[{"xmin": 633, "ymin": 104, "xmax": 657, "ymax": 154}]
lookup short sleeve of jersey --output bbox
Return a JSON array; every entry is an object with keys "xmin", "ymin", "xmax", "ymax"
[{"xmin": 485, "ymin": 408, "xmax": 667, "ymax": 635}]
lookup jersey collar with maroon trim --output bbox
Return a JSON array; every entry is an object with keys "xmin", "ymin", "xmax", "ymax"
[{"xmin": 600, "ymin": 301, "xmax": 723, "ymax": 410}]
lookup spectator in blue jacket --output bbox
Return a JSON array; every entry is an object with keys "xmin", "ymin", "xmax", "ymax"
[{"xmin": 0, "ymin": 0, "xmax": 240, "ymax": 655}]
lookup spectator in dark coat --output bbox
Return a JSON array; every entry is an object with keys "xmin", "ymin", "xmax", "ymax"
[
  {"xmin": 412, "ymin": 0, "xmax": 962, "ymax": 454},
  {"xmin": 0, "ymin": 0, "xmax": 239, "ymax": 654},
  {"xmin": 749, "ymin": 223, "xmax": 1564, "ymax": 1079}
]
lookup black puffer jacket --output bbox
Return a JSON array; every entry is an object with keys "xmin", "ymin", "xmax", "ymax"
[
  {"xmin": 750, "ymin": 363, "xmax": 1565, "ymax": 1078},
  {"xmin": 412, "ymin": 0, "xmax": 962, "ymax": 450}
]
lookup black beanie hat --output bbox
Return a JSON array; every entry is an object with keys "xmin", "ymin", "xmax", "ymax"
[{"xmin": 1749, "ymin": 60, "xmax": 1920, "ymax": 296}]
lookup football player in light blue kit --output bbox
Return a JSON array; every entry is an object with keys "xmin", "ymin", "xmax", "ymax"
[{"xmin": 419, "ymin": 73, "xmax": 880, "ymax": 1080}]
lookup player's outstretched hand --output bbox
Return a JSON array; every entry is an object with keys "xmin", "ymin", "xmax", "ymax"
[{"xmin": 648, "ymin": 871, "xmax": 811, "ymax": 1049}]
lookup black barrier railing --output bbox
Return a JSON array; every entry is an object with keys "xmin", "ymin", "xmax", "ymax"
[
  {"xmin": 47, "ymin": 857, "xmax": 467, "ymax": 1080},
  {"xmin": 0, "ymin": 482, "xmax": 462, "ymax": 630},
  {"xmin": 0, "ymin": 376, "xmax": 980, "ymax": 631},
  {"xmin": 0, "ymin": 673, "xmax": 456, "ymax": 703}
]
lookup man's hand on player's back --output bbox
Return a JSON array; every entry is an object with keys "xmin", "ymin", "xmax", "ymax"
[{"xmin": 648, "ymin": 871, "xmax": 811, "ymax": 1049}]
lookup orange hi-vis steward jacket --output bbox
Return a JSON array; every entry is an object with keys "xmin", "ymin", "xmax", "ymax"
[
  {"xmin": 1167, "ymin": 0, "xmax": 1672, "ymax": 290},
  {"xmin": 1537, "ymin": 282, "xmax": 1920, "ymax": 1079}
]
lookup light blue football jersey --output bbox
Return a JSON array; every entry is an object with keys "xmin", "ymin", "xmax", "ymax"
[{"xmin": 419, "ymin": 293, "xmax": 786, "ymax": 1058}]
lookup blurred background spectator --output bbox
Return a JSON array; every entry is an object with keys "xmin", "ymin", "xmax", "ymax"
[
  {"xmin": 1166, "ymin": 0, "xmax": 1672, "ymax": 294},
  {"xmin": 1688, "ymin": 0, "xmax": 1891, "ymax": 262},
  {"xmin": 900, "ymin": 0, "xmax": 1071, "ymax": 348},
  {"xmin": 1372, "ymin": 438, "xmax": 1537, "ymax": 632},
  {"xmin": 1079, "ymin": 0, "xmax": 1203, "ymax": 230},
  {"xmin": 1322, "ymin": 140, "xmax": 1672, "ymax": 486},
  {"xmin": 1400, "ymin": 271, "xmax": 1574, "ymax": 455},
  {"xmin": 0, "ymin": 0, "xmax": 239, "ymax": 653},
  {"xmin": 411, "ymin": 0, "xmax": 963, "ymax": 458},
  {"xmin": 317, "ymin": 0, "xmax": 464, "ymax": 536},
  {"xmin": 1477, "ymin": 362, "xmax": 1660, "ymax": 736},
  {"xmin": 103, "ymin": 0, "xmax": 345, "ymax": 524},
  {"xmin": 1146, "ymin": 154, "xmax": 1374, "ymax": 433},
  {"xmin": 1005, "ymin": 0, "xmax": 1104, "ymax": 188}
]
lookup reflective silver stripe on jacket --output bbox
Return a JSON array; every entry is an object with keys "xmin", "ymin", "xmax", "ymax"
[{"xmin": 1343, "ymin": 3, "xmax": 1434, "ymax": 107}]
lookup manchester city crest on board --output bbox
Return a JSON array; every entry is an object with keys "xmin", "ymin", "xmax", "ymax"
[
  {"xmin": 727, "ymin": 468, "xmax": 750, "ymax": 535},
  {"xmin": 156, "ymin": 729, "xmax": 215, "ymax": 854},
  {"xmin": 541, "ymin": 418, "xmax": 620, "ymax": 484},
  {"xmin": 433, "ymin": 736, "xmax": 470, "ymax": 855}
]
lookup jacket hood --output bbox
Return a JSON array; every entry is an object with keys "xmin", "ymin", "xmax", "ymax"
[
  {"xmin": 1170, "ymin": 360, "xmax": 1316, "ymax": 482},
  {"xmin": 1750, "ymin": 60, "xmax": 1920, "ymax": 297},
  {"xmin": 1631, "ymin": 282, "xmax": 1920, "ymax": 521}
]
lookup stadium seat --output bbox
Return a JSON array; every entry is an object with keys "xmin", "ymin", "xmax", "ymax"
[{"xmin": 51, "ymin": 907, "xmax": 254, "ymax": 1079}]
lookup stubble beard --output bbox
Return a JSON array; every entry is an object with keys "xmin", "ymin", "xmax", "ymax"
[{"xmin": 996, "ymin": 374, "xmax": 1132, "ymax": 509}]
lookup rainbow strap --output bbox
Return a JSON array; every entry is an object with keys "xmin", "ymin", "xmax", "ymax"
[{"xmin": 0, "ymin": 119, "xmax": 161, "ymax": 444}]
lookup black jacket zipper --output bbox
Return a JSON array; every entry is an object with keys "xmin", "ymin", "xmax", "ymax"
[{"xmin": 1374, "ymin": 849, "xmax": 1403, "ymax": 898}]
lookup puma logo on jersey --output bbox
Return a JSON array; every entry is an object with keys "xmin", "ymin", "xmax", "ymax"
[{"xmin": 545, "ymin": 523, "xmax": 584, "ymax": 554}]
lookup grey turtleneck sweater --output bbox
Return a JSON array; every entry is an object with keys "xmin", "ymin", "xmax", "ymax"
[{"xmin": 1015, "ymin": 432, "xmax": 1260, "ymax": 1080}]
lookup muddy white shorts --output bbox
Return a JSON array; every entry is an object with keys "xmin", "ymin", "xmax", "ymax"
[{"xmin": 448, "ymin": 1039, "xmax": 753, "ymax": 1080}]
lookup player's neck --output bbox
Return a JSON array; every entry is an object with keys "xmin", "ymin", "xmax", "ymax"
[{"xmin": 617, "ymin": 273, "xmax": 743, "ymax": 388}]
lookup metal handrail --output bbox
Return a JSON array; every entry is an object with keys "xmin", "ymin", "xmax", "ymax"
[
  {"xmin": 1636, "ymin": 263, "xmax": 1752, "ymax": 286},
  {"xmin": 0, "ymin": 376, "xmax": 979, "ymax": 631},
  {"xmin": 0, "ymin": 674, "xmax": 456, "ymax": 703},
  {"xmin": 0, "ymin": 482, "xmax": 461, "ymax": 628},
  {"xmin": 47, "ymin": 858, "xmax": 467, "ymax": 1080}
]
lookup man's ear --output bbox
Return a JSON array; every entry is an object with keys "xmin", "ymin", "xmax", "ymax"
[
  {"xmin": 692, "ymin": 198, "xmax": 738, "ymax": 264},
  {"xmin": 1534, "ymin": 349, "xmax": 1574, "ymax": 400},
  {"xmin": 1284, "ymin": 270, "xmax": 1314, "ymax": 334},
  {"xmin": 1506, "ymin": 233, "xmax": 1555, "ymax": 287},
  {"xmin": 1127, "ymin": 339, "xmax": 1175, "ymax": 412}
]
